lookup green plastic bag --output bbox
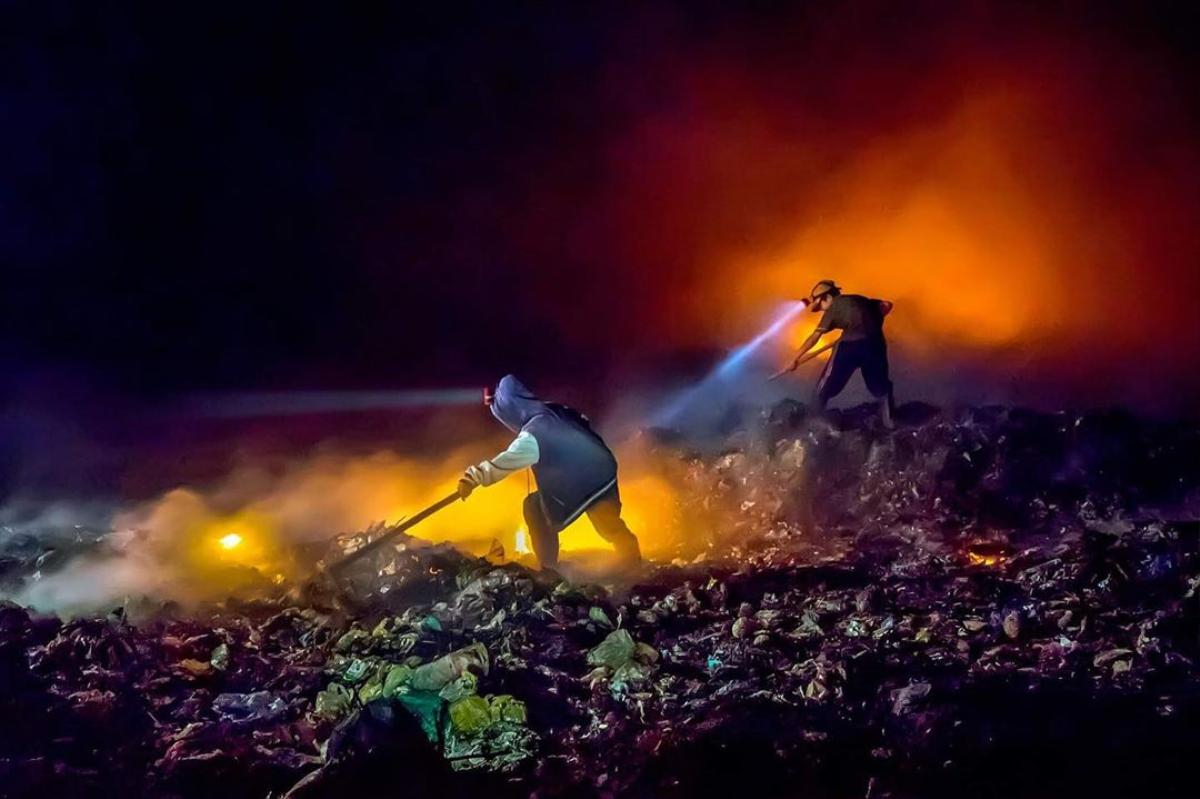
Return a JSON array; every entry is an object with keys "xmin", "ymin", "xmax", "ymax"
[
  {"xmin": 488, "ymin": 694, "xmax": 527, "ymax": 725},
  {"xmin": 448, "ymin": 695, "xmax": 492, "ymax": 737},
  {"xmin": 313, "ymin": 683, "xmax": 353, "ymax": 721},
  {"xmin": 587, "ymin": 629, "xmax": 635, "ymax": 669},
  {"xmin": 396, "ymin": 689, "xmax": 445, "ymax": 743},
  {"xmin": 382, "ymin": 663, "xmax": 413, "ymax": 698}
]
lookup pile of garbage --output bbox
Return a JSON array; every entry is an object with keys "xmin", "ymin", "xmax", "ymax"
[{"xmin": 2, "ymin": 403, "xmax": 1200, "ymax": 798}]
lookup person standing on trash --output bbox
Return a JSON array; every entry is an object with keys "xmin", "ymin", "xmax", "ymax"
[
  {"xmin": 783, "ymin": 280, "xmax": 896, "ymax": 428},
  {"xmin": 457, "ymin": 374, "xmax": 642, "ymax": 569}
]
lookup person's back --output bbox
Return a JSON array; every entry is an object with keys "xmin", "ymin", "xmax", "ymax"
[
  {"xmin": 780, "ymin": 280, "xmax": 896, "ymax": 428},
  {"xmin": 818, "ymin": 294, "xmax": 886, "ymax": 342},
  {"xmin": 458, "ymin": 375, "xmax": 640, "ymax": 568}
]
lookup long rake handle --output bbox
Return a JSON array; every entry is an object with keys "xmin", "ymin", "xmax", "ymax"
[
  {"xmin": 768, "ymin": 340, "xmax": 837, "ymax": 382},
  {"xmin": 325, "ymin": 491, "xmax": 461, "ymax": 574}
]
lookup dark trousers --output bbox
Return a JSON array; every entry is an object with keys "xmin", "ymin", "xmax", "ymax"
[
  {"xmin": 815, "ymin": 337, "xmax": 893, "ymax": 409},
  {"xmin": 523, "ymin": 486, "xmax": 641, "ymax": 567}
]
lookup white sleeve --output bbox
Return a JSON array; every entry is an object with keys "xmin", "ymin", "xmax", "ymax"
[{"xmin": 463, "ymin": 431, "xmax": 540, "ymax": 487}]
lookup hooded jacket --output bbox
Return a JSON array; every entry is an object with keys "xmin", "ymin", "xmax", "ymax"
[{"xmin": 467, "ymin": 375, "xmax": 618, "ymax": 531}]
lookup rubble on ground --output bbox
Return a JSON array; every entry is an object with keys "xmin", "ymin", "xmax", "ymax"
[{"xmin": 2, "ymin": 403, "xmax": 1199, "ymax": 798}]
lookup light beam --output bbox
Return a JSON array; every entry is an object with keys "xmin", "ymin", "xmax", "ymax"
[
  {"xmin": 187, "ymin": 388, "xmax": 483, "ymax": 418},
  {"xmin": 653, "ymin": 300, "xmax": 807, "ymax": 425}
]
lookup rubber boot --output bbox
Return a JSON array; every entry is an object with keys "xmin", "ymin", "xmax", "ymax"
[
  {"xmin": 588, "ymin": 501, "xmax": 642, "ymax": 565},
  {"xmin": 523, "ymin": 493, "xmax": 558, "ymax": 569}
]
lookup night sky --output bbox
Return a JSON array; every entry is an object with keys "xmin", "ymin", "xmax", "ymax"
[{"xmin": 5, "ymin": 2, "xmax": 1200, "ymax": 413}]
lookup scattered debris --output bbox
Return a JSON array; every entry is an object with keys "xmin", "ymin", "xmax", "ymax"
[{"xmin": 1, "ymin": 403, "xmax": 1199, "ymax": 797}]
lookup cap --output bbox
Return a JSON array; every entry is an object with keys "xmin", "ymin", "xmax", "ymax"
[{"xmin": 809, "ymin": 279, "xmax": 840, "ymax": 306}]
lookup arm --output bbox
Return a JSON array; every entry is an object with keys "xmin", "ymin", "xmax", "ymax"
[
  {"xmin": 789, "ymin": 329, "xmax": 826, "ymax": 369},
  {"xmin": 791, "ymin": 301, "xmax": 839, "ymax": 368},
  {"xmin": 458, "ymin": 431, "xmax": 540, "ymax": 497}
]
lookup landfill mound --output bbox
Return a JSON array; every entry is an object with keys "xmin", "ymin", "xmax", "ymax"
[{"xmin": 3, "ymin": 403, "xmax": 1200, "ymax": 798}]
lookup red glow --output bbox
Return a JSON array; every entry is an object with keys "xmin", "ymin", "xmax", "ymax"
[{"xmin": 511, "ymin": 11, "xmax": 1200, "ymax": 407}]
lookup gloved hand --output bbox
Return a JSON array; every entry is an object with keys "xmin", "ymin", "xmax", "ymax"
[{"xmin": 458, "ymin": 465, "xmax": 484, "ymax": 499}]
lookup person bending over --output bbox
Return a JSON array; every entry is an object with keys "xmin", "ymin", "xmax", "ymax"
[
  {"xmin": 458, "ymin": 374, "xmax": 641, "ymax": 568},
  {"xmin": 788, "ymin": 279, "xmax": 896, "ymax": 428}
]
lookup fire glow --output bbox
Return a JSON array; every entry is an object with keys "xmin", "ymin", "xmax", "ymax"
[
  {"xmin": 94, "ymin": 439, "xmax": 688, "ymax": 606},
  {"xmin": 514, "ymin": 528, "xmax": 530, "ymax": 555},
  {"xmin": 965, "ymin": 544, "xmax": 1009, "ymax": 569},
  {"xmin": 592, "ymin": 38, "xmax": 1200, "ymax": 408}
]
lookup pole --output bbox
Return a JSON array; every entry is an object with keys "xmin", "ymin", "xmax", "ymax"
[
  {"xmin": 768, "ymin": 340, "xmax": 837, "ymax": 382},
  {"xmin": 325, "ymin": 491, "xmax": 462, "ymax": 575}
]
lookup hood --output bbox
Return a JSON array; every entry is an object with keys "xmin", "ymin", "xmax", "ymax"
[{"xmin": 490, "ymin": 374, "xmax": 548, "ymax": 433}]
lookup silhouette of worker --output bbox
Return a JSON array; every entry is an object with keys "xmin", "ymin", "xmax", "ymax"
[
  {"xmin": 787, "ymin": 280, "xmax": 896, "ymax": 428},
  {"xmin": 457, "ymin": 375, "xmax": 641, "ymax": 568}
]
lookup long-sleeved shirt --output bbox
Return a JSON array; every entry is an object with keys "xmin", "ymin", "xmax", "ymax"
[
  {"xmin": 463, "ymin": 430, "xmax": 540, "ymax": 487},
  {"xmin": 814, "ymin": 294, "xmax": 887, "ymax": 341}
]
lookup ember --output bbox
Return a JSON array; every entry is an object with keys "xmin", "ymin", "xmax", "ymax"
[
  {"xmin": 965, "ymin": 550, "xmax": 1002, "ymax": 567},
  {"xmin": 964, "ymin": 542, "xmax": 1009, "ymax": 568}
]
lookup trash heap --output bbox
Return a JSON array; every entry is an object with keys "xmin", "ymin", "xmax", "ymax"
[{"xmin": 2, "ymin": 403, "xmax": 1200, "ymax": 798}]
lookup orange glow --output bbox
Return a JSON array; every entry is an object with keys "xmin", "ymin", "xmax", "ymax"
[
  {"xmin": 589, "ymin": 44, "xmax": 1200, "ymax": 405},
  {"xmin": 112, "ymin": 436, "xmax": 692, "ymax": 603},
  {"xmin": 193, "ymin": 510, "xmax": 281, "ymax": 574},
  {"xmin": 965, "ymin": 542, "xmax": 1009, "ymax": 569},
  {"xmin": 966, "ymin": 551, "xmax": 1004, "ymax": 568},
  {"xmin": 393, "ymin": 441, "xmax": 684, "ymax": 558},
  {"xmin": 706, "ymin": 93, "xmax": 1065, "ymax": 363}
]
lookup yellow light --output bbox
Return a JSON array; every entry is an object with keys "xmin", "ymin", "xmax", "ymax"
[
  {"xmin": 219, "ymin": 532, "xmax": 243, "ymax": 550},
  {"xmin": 965, "ymin": 544, "xmax": 1007, "ymax": 568}
]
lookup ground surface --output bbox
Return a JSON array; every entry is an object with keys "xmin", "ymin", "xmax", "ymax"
[{"xmin": 2, "ymin": 403, "xmax": 1199, "ymax": 798}]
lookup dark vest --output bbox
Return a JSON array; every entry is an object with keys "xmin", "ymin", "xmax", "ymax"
[{"xmin": 524, "ymin": 406, "xmax": 617, "ymax": 530}]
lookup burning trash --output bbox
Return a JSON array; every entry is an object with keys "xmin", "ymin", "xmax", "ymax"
[
  {"xmin": 1, "ymin": 402, "xmax": 1199, "ymax": 798},
  {"xmin": 963, "ymin": 541, "xmax": 1009, "ymax": 568}
]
